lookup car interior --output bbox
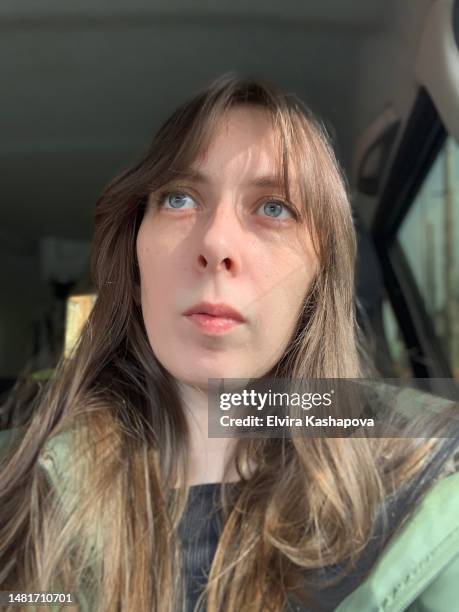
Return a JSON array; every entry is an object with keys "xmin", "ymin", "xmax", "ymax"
[{"xmin": 1, "ymin": 0, "xmax": 458, "ymax": 428}]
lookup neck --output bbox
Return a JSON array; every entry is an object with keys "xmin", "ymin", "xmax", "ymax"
[{"xmin": 177, "ymin": 380, "xmax": 240, "ymax": 486}]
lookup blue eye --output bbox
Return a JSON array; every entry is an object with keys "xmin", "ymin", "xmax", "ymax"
[
  {"xmin": 160, "ymin": 191, "xmax": 197, "ymax": 209},
  {"xmin": 257, "ymin": 200, "xmax": 294, "ymax": 219},
  {"xmin": 156, "ymin": 190, "xmax": 296, "ymax": 220}
]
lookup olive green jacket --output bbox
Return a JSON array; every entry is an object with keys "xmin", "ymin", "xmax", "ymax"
[{"xmin": 1, "ymin": 420, "xmax": 459, "ymax": 612}]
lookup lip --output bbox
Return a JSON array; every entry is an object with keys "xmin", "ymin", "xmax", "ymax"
[
  {"xmin": 183, "ymin": 301, "xmax": 245, "ymax": 321},
  {"xmin": 183, "ymin": 301, "xmax": 245, "ymax": 335}
]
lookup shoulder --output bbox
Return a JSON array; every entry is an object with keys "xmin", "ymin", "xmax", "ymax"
[
  {"xmin": 38, "ymin": 427, "xmax": 76, "ymax": 490},
  {"xmin": 0, "ymin": 425, "xmax": 77, "ymax": 496},
  {"xmin": 0, "ymin": 427, "xmax": 20, "ymax": 454},
  {"xmin": 336, "ymin": 468, "xmax": 459, "ymax": 611},
  {"xmin": 0, "ymin": 427, "xmax": 14, "ymax": 447}
]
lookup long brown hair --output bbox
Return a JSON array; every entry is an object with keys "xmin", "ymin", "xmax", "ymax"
[{"xmin": 0, "ymin": 72, "xmax": 456, "ymax": 611}]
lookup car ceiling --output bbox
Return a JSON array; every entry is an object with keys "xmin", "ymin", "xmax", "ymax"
[{"xmin": 0, "ymin": 0, "xmax": 433, "ymax": 246}]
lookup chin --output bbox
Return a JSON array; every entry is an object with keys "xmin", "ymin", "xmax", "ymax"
[
  {"xmin": 174, "ymin": 362, "xmax": 244, "ymax": 390},
  {"xmin": 180, "ymin": 370, "xmax": 229, "ymax": 390}
]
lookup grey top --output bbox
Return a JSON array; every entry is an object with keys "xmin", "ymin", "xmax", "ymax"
[{"xmin": 178, "ymin": 483, "xmax": 225, "ymax": 612}]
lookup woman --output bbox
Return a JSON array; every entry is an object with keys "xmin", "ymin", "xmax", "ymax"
[{"xmin": 0, "ymin": 73, "xmax": 458, "ymax": 612}]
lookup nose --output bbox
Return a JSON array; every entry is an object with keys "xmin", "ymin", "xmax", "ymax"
[{"xmin": 194, "ymin": 203, "xmax": 243, "ymax": 275}]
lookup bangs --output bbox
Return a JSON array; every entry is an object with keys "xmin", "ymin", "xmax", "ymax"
[{"xmin": 269, "ymin": 108, "xmax": 323, "ymax": 260}]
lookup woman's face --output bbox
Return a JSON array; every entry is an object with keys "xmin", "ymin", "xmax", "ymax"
[{"xmin": 136, "ymin": 106, "xmax": 318, "ymax": 389}]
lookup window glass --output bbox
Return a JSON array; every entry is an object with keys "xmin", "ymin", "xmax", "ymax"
[
  {"xmin": 398, "ymin": 137, "xmax": 459, "ymax": 378},
  {"xmin": 381, "ymin": 296, "xmax": 413, "ymax": 378}
]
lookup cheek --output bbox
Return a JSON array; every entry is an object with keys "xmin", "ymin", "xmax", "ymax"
[
  {"xmin": 136, "ymin": 219, "xmax": 175, "ymax": 286},
  {"xmin": 255, "ymin": 251, "xmax": 315, "ymax": 318},
  {"xmin": 136, "ymin": 223, "xmax": 178, "ymax": 306},
  {"xmin": 250, "ymin": 252, "xmax": 316, "ymax": 354}
]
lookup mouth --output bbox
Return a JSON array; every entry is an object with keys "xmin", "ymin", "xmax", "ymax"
[{"xmin": 183, "ymin": 301, "xmax": 245, "ymax": 335}]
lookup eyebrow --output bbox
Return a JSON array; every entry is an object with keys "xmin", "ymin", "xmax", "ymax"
[{"xmin": 167, "ymin": 168, "xmax": 286, "ymax": 190}]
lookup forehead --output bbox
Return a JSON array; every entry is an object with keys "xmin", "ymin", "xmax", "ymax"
[{"xmin": 188, "ymin": 105, "xmax": 299, "ymax": 195}]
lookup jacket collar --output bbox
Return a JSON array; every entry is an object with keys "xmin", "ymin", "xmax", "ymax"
[{"xmin": 336, "ymin": 469, "xmax": 459, "ymax": 611}]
